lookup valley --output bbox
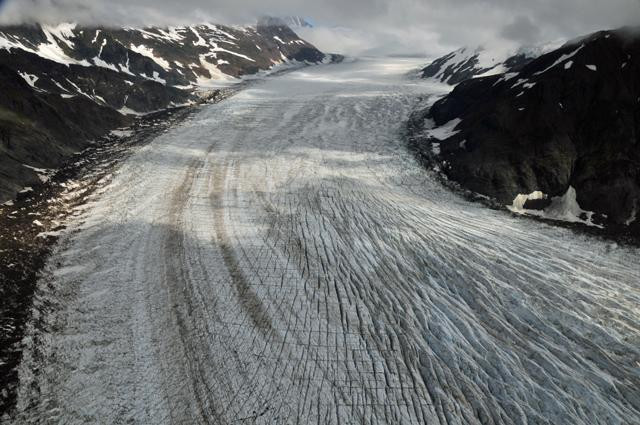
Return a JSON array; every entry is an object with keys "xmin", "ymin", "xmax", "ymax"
[{"xmin": 5, "ymin": 58, "xmax": 639, "ymax": 424}]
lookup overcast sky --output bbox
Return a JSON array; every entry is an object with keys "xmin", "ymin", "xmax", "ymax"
[{"xmin": 2, "ymin": 0, "xmax": 640, "ymax": 57}]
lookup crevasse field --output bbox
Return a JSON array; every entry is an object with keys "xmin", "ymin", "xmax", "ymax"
[{"xmin": 14, "ymin": 58, "xmax": 640, "ymax": 424}]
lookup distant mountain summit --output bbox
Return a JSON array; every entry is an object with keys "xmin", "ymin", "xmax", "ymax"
[{"xmin": 411, "ymin": 28, "xmax": 640, "ymax": 238}]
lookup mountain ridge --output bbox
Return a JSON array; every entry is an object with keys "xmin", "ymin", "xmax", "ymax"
[
  {"xmin": 0, "ymin": 20, "xmax": 329, "ymax": 202},
  {"xmin": 421, "ymin": 41, "xmax": 564, "ymax": 85}
]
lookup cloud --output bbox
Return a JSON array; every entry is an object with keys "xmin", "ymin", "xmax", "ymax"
[
  {"xmin": 297, "ymin": 25, "xmax": 440, "ymax": 57},
  {"xmin": 2, "ymin": 0, "xmax": 640, "ymax": 57},
  {"xmin": 296, "ymin": 27, "xmax": 377, "ymax": 57},
  {"xmin": 500, "ymin": 16, "xmax": 542, "ymax": 45}
]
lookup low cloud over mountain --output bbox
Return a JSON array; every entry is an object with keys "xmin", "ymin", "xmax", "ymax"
[{"xmin": 2, "ymin": 0, "xmax": 640, "ymax": 56}]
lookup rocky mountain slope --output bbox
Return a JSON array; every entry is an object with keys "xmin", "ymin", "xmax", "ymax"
[
  {"xmin": 411, "ymin": 27, "xmax": 640, "ymax": 238},
  {"xmin": 421, "ymin": 42, "xmax": 561, "ymax": 85},
  {"xmin": 0, "ymin": 19, "xmax": 327, "ymax": 202}
]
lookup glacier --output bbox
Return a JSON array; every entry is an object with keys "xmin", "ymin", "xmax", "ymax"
[{"xmin": 11, "ymin": 57, "xmax": 640, "ymax": 425}]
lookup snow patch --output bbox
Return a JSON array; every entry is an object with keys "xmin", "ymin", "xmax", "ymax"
[
  {"xmin": 196, "ymin": 54, "xmax": 237, "ymax": 87},
  {"xmin": 205, "ymin": 24, "xmax": 237, "ymax": 40},
  {"xmin": 509, "ymin": 191, "xmax": 547, "ymax": 211},
  {"xmin": 23, "ymin": 164, "xmax": 53, "ymax": 183},
  {"xmin": 625, "ymin": 206, "xmax": 637, "ymax": 226},
  {"xmin": 157, "ymin": 27, "xmax": 185, "ymax": 42},
  {"xmin": 210, "ymin": 42, "xmax": 256, "ymax": 62},
  {"xmin": 18, "ymin": 72, "xmax": 39, "ymax": 87},
  {"xmin": 110, "ymin": 129, "xmax": 134, "ymax": 138},
  {"xmin": 37, "ymin": 230, "xmax": 65, "ymax": 239},
  {"xmin": 545, "ymin": 186, "xmax": 599, "ymax": 226},
  {"xmin": 513, "ymin": 79, "xmax": 537, "ymax": 91},
  {"xmin": 509, "ymin": 186, "xmax": 602, "ymax": 228},
  {"xmin": 534, "ymin": 45, "xmax": 584, "ymax": 76},
  {"xmin": 43, "ymin": 23, "xmax": 76, "ymax": 48},
  {"xmin": 423, "ymin": 118, "xmax": 462, "ymax": 141},
  {"xmin": 585, "ymin": 64, "xmax": 597, "ymax": 71},
  {"xmin": 91, "ymin": 29, "xmax": 101, "ymax": 44},
  {"xmin": 129, "ymin": 44, "xmax": 172, "ymax": 70},
  {"xmin": 118, "ymin": 106, "xmax": 145, "ymax": 116},
  {"xmin": 65, "ymin": 78, "xmax": 100, "ymax": 102},
  {"xmin": 36, "ymin": 24, "xmax": 91, "ymax": 67},
  {"xmin": 92, "ymin": 56, "xmax": 119, "ymax": 72},
  {"xmin": 152, "ymin": 71, "xmax": 166, "ymax": 84},
  {"xmin": 190, "ymin": 27, "xmax": 208, "ymax": 47}
]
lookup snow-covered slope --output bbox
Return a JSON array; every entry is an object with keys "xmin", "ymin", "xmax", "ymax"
[
  {"xmin": 0, "ymin": 21, "xmax": 326, "ymax": 110},
  {"xmin": 0, "ymin": 20, "xmax": 328, "ymax": 203},
  {"xmin": 421, "ymin": 42, "xmax": 562, "ymax": 85}
]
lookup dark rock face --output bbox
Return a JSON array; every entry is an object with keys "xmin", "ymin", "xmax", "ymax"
[
  {"xmin": 412, "ymin": 28, "xmax": 640, "ymax": 237},
  {"xmin": 0, "ymin": 64, "xmax": 129, "ymax": 201},
  {"xmin": 0, "ymin": 21, "xmax": 326, "ymax": 202}
]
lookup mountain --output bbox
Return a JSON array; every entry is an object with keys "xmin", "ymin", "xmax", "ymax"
[
  {"xmin": 0, "ymin": 21, "xmax": 325, "ymax": 111},
  {"xmin": 421, "ymin": 42, "xmax": 562, "ymax": 85},
  {"xmin": 0, "ymin": 21, "xmax": 326, "ymax": 202},
  {"xmin": 410, "ymin": 27, "xmax": 640, "ymax": 238}
]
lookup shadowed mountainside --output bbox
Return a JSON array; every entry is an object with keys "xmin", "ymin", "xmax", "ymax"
[{"xmin": 411, "ymin": 27, "xmax": 640, "ymax": 238}]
